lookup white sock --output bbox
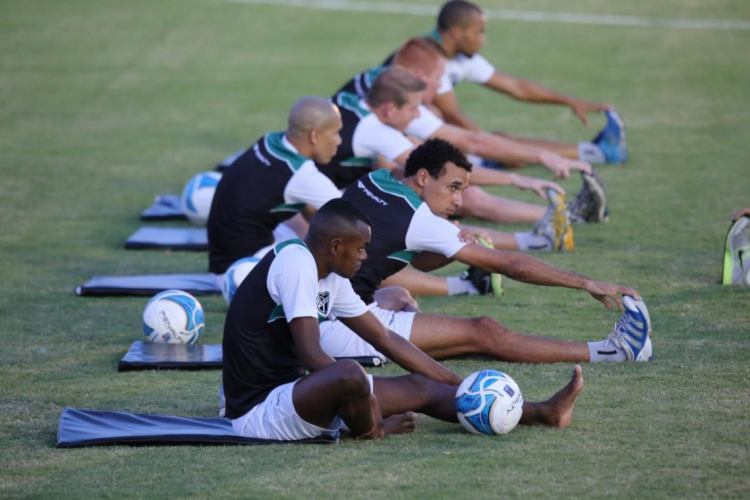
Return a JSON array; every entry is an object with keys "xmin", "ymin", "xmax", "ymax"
[
  {"xmin": 514, "ymin": 232, "xmax": 552, "ymax": 251},
  {"xmin": 465, "ymin": 153, "xmax": 484, "ymax": 165},
  {"xmin": 578, "ymin": 142, "xmax": 606, "ymax": 164},
  {"xmin": 447, "ymin": 276, "xmax": 480, "ymax": 295},
  {"xmin": 588, "ymin": 339, "xmax": 627, "ymax": 362}
]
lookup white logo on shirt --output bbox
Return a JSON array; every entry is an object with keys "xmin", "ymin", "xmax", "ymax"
[
  {"xmin": 253, "ymin": 143, "xmax": 271, "ymax": 167},
  {"xmin": 357, "ymin": 180, "xmax": 388, "ymax": 206}
]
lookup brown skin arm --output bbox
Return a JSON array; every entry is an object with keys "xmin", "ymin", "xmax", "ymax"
[
  {"xmin": 484, "ymin": 71, "xmax": 611, "ymax": 126},
  {"xmin": 339, "ymin": 311, "xmax": 462, "ymax": 386},
  {"xmin": 289, "ymin": 317, "xmax": 337, "ymax": 372},
  {"xmin": 410, "ymin": 251, "xmax": 455, "ymax": 273},
  {"xmin": 432, "ymin": 90, "xmax": 483, "ymax": 132},
  {"xmin": 453, "ymin": 244, "xmax": 640, "ymax": 310}
]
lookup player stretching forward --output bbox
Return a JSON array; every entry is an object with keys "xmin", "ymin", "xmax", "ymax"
[
  {"xmin": 223, "ymin": 198, "xmax": 583, "ymax": 440},
  {"xmin": 320, "ymin": 138, "xmax": 652, "ymax": 364}
]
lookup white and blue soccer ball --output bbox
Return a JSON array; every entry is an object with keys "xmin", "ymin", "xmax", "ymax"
[
  {"xmin": 180, "ymin": 171, "xmax": 222, "ymax": 226},
  {"xmin": 455, "ymin": 370, "xmax": 524, "ymax": 435},
  {"xmin": 222, "ymin": 257, "xmax": 261, "ymax": 304},
  {"xmin": 142, "ymin": 290, "xmax": 205, "ymax": 345}
]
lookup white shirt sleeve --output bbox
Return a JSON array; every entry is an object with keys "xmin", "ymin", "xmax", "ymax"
[
  {"xmin": 284, "ymin": 161, "xmax": 342, "ymax": 209},
  {"xmin": 405, "ymin": 105, "xmax": 444, "ymax": 139},
  {"xmin": 462, "ymin": 54, "xmax": 496, "ymax": 84},
  {"xmin": 404, "ymin": 203, "xmax": 468, "ymax": 257},
  {"xmin": 328, "ymin": 276, "xmax": 369, "ymax": 321},
  {"xmin": 352, "ymin": 114, "xmax": 415, "ymax": 162},
  {"xmin": 267, "ymin": 245, "xmax": 319, "ymax": 322},
  {"xmin": 437, "ymin": 72, "xmax": 453, "ymax": 95}
]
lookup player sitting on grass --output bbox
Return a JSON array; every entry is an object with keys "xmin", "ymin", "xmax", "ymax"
[
  {"xmin": 320, "ymin": 138, "xmax": 653, "ymax": 364},
  {"xmin": 223, "ymin": 197, "xmax": 584, "ymax": 440},
  {"xmin": 413, "ymin": 0, "xmax": 626, "ymax": 164}
]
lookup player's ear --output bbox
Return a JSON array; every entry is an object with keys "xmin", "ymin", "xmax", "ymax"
[
  {"xmin": 416, "ymin": 168, "xmax": 429, "ymax": 187},
  {"xmin": 329, "ymin": 237, "xmax": 343, "ymax": 255},
  {"xmin": 309, "ymin": 128, "xmax": 319, "ymax": 145}
]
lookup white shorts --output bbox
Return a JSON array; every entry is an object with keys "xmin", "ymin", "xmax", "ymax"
[
  {"xmin": 232, "ymin": 375, "xmax": 374, "ymax": 441},
  {"xmin": 211, "ymin": 222, "xmax": 300, "ymax": 289},
  {"xmin": 319, "ymin": 304, "xmax": 416, "ymax": 360}
]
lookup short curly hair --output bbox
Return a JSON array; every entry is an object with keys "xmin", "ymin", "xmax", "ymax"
[{"xmin": 404, "ymin": 138, "xmax": 472, "ymax": 179}]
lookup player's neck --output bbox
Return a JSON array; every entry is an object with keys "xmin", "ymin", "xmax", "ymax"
[
  {"xmin": 305, "ymin": 238, "xmax": 333, "ymax": 281},
  {"xmin": 401, "ymin": 176, "xmax": 421, "ymax": 196},
  {"xmin": 285, "ymin": 133, "xmax": 314, "ymax": 159},
  {"xmin": 437, "ymin": 30, "xmax": 459, "ymax": 58}
]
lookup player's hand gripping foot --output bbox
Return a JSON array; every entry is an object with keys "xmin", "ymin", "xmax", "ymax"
[
  {"xmin": 521, "ymin": 365, "xmax": 583, "ymax": 429},
  {"xmin": 460, "ymin": 236, "xmax": 504, "ymax": 296}
]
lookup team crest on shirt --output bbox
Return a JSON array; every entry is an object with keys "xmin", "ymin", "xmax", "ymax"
[{"xmin": 317, "ymin": 291, "xmax": 330, "ymax": 316}]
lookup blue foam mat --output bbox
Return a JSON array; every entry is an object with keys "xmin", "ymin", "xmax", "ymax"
[
  {"xmin": 57, "ymin": 408, "xmax": 339, "ymax": 447},
  {"xmin": 125, "ymin": 227, "xmax": 208, "ymax": 251}
]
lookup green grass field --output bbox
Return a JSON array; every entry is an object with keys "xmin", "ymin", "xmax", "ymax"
[{"xmin": 2, "ymin": 0, "xmax": 749, "ymax": 497}]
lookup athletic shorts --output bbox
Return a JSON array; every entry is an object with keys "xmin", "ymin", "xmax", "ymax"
[
  {"xmin": 319, "ymin": 304, "xmax": 416, "ymax": 360},
  {"xmin": 211, "ymin": 222, "xmax": 299, "ymax": 289},
  {"xmin": 232, "ymin": 375, "xmax": 374, "ymax": 441}
]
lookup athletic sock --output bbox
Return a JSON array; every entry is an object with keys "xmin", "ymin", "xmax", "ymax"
[
  {"xmin": 578, "ymin": 142, "xmax": 606, "ymax": 164},
  {"xmin": 465, "ymin": 153, "xmax": 484, "ymax": 165},
  {"xmin": 447, "ymin": 276, "xmax": 480, "ymax": 295},
  {"xmin": 514, "ymin": 232, "xmax": 552, "ymax": 251},
  {"xmin": 588, "ymin": 339, "xmax": 628, "ymax": 362}
]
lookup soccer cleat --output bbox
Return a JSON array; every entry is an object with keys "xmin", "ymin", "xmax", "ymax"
[
  {"xmin": 594, "ymin": 110, "xmax": 628, "ymax": 164},
  {"xmin": 568, "ymin": 170, "xmax": 609, "ymax": 223},
  {"xmin": 606, "ymin": 296, "xmax": 652, "ymax": 362},
  {"xmin": 460, "ymin": 265, "xmax": 503, "ymax": 296},
  {"xmin": 534, "ymin": 189, "xmax": 575, "ymax": 251},
  {"xmin": 722, "ymin": 216, "xmax": 750, "ymax": 285}
]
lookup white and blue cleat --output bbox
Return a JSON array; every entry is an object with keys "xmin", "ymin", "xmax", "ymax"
[
  {"xmin": 594, "ymin": 110, "xmax": 628, "ymax": 164},
  {"xmin": 608, "ymin": 295, "xmax": 652, "ymax": 362}
]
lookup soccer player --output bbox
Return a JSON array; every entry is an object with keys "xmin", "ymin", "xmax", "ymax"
[
  {"xmin": 320, "ymin": 138, "xmax": 653, "ymax": 364},
  {"xmin": 207, "ymin": 96, "xmax": 343, "ymax": 284},
  {"xmin": 422, "ymin": 0, "xmax": 626, "ymax": 164},
  {"xmin": 223, "ymin": 198, "xmax": 584, "ymax": 440}
]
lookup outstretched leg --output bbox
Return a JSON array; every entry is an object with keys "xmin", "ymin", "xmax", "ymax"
[
  {"xmin": 459, "ymin": 185, "xmax": 547, "ymax": 224},
  {"xmin": 409, "ymin": 313, "xmax": 591, "ymax": 363}
]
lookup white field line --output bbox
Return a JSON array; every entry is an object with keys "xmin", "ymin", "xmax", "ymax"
[{"xmin": 224, "ymin": 0, "xmax": 750, "ymax": 31}]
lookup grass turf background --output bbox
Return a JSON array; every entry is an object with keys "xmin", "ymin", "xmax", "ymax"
[{"xmin": 1, "ymin": 0, "xmax": 749, "ymax": 498}]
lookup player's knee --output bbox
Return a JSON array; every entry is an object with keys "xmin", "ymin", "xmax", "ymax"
[
  {"xmin": 332, "ymin": 359, "xmax": 370, "ymax": 396},
  {"xmin": 472, "ymin": 316, "xmax": 510, "ymax": 343}
]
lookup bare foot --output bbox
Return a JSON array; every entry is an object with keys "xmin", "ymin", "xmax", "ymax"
[
  {"xmin": 382, "ymin": 411, "xmax": 418, "ymax": 435},
  {"xmin": 543, "ymin": 365, "xmax": 583, "ymax": 428},
  {"xmin": 520, "ymin": 365, "xmax": 583, "ymax": 428}
]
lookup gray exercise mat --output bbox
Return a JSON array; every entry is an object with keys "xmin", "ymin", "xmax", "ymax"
[
  {"xmin": 57, "ymin": 408, "xmax": 339, "ymax": 447},
  {"xmin": 125, "ymin": 227, "xmax": 208, "ymax": 251},
  {"xmin": 119, "ymin": 341, "xmax": 385, "ymax": 371},
  {"xmin": 75, "ymin": 274, "xmax": 220, "ymax": 297}
]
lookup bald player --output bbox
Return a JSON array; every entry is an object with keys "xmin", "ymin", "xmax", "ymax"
[{"xmin": 207, "ymin": 97, "xmax": 344, "ymax": 284}]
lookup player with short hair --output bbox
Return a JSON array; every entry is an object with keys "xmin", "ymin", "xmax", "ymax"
[
  {"xmin": 207, "ymin": 96, "xmax": 343, "ymax": 281},
  {"xmin": 427, "ymin": 0, "xmax": 626, "ymax": 164},
  {"xmin": 320, "ymin": 138, "xmax": 653, "ymax": 364},
  {"xmin": 223, "ymin": 197, "xmax": 584, "ymax": 440}
]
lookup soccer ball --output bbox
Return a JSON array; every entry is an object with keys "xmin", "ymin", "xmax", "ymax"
[
  {"xmin": 222, "ymin": 257, "xmax": 261, "ymax": 304},
  {"xmin": 180, "ymin": 171, "xmax": 222, "ymax": 226},
  {"xmin": 143, "ymin": 290, "xmax": 205, "ymax": 345},
  {"xmin": 455, "ymin": 370, "xmax": 524, "ymax": 435}
]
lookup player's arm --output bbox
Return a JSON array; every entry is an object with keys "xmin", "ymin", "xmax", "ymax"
[
  {"xmin": 432, "ymin": 124, "xmax": 591, "ymax": 178},
  {"xmin": 484, "ymin": 71, "xmax": 611, "ymax": 126},
  {"xmin": 453, "ymin": 243, "xmax": 640, "ymax": 310},
  {"xmin": 339, "ymin": 312, "xmax": 462, "ymax": 386},
  {"xmin": 289, "ymin": 317, "xmax": 337, "ymax": 372},
  {"xmin": 468, "ymin": 167, "xmax": 565, "ymax": 198},
  {"xmin": 410, "ymin": 251, "xmax": 455, "ymax": 272},
  {"xmin": 432, "ymin": 89, "xmax": 483, "ymax": 132}
]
